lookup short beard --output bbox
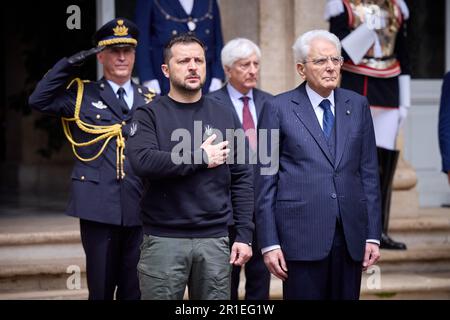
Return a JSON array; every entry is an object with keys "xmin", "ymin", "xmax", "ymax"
[{"xmin": 171, "ymin": 77, "xmax": 204, "ymax": 95}]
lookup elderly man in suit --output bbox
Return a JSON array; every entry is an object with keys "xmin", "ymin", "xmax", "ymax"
[
  {"xmin": 208, "ymin": 38, "xmax": 272, "ymax": 300},
  {"xmin": 255, "ymin": 30, "xmax": 381, "ymax": 300}
]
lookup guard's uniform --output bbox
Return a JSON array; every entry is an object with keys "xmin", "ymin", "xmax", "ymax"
[
  {"xmin": 135, "ymin": 0, "xmax": 225, "ymax": 94},
  {"xmin": 28, "ymin": 18, "xmax": 154, "ymax": 299},
  {"xmin": 328, "ymin": 0, "xmax": 410, "ymax": 111}
]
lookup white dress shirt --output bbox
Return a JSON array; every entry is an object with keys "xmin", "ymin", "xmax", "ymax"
[
  {"xmin": 226, "ymin": 83, "xmax": 258, "ymax": 127},
  {"xmin": 305, "ymin": 83, "xmax": 336, "ymax": 128}
]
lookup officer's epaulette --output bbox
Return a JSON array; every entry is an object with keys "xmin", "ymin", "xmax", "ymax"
[{"xmin": 136, "ymin": 84, "xmax": 156, "ymax": 104}]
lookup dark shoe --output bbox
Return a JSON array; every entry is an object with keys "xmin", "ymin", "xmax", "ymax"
[{"xmin": 380, "ymin": 233, "xmax": 407, "ymax": 250}]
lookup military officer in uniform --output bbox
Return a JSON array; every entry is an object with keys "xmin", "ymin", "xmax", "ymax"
[
  {"xmin": 326, "ymin": 0, "xmax": 410, "ymax": 249},
  {"xmin": 135, "ymin": 0, "xmax": 225, "ymax": 95},
  {"xmin": 28, "ymin": 18, "xmax": 154, "ymax": 299}
]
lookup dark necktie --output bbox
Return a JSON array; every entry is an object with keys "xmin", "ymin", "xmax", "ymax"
[
  {"xmin": 240, "ymin": 96, "xmax": 257, "ymax": 151},
  {"xmin": 319, "ymin": 99, "xmax": 334, "ymax": 139},
  {"xmin": 117, "ymin": 87, "xmax": 129, "ymax": 115}
]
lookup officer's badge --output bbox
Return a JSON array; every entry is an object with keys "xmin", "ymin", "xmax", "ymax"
[
  {"xmin": 92, "ymin": 101, "xmax": 108, "ymax": 110},
  {"xmin": 130, "ymin": 122, "xmax": 138, "ymax": 137},
  {"xmin": 113, "ymin": 20, "xmax": 128, "ymax": 36},
  {"xmin": 204, "ymin": 125, "xmax": 213, "ymax": 137},
  {"xmin": 144, "ymin": 92, "xmax": 156, "ymax": 104}
]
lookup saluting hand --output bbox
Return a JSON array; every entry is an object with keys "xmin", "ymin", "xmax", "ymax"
[
  {"xmin": 67, "ymin": 46, "xmax": 105, "ymax": 65},
  {"xmin": 200, "ymin": 134, "xmax": 230, "ymax": 168}
]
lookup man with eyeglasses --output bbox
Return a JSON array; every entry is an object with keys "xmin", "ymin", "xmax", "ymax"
[{"xmin": 255, "ymin": 30, "xmax": 381, "ymax": 300}]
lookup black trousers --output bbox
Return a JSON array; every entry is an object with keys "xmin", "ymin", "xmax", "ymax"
[
  {"xmin": 229, "ymin": 227, "xmax": 271, "ymax": 300},
  {"xmin": 283, "ymin": 222, "xmax": 362, "ymax": 300},
  {"xmin": 80, "ymin": 219, "xmax": 142, "ymax": 300}
]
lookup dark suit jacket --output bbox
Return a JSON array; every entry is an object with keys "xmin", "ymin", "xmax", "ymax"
[
  {"xmin": 439, "ymin": 72, "xmax": 450, "ymax": 174},
  {"xmin": 207, "ymin": 85, "xmax": 273, "ymax": 126},
  {"xmin": 135, "ymin": 0, "xmax": 224, "ymax": 94},
  {"xmin": 208, "ymin": 85, "xmax": 273, "ymax": 236},
  {"xmin": 255, "ymin": 83, "xmax": 381, "ymax": 262},
  {"xmin": 28, "ymin": 58, "xmax": 150, "ymax": 226}
]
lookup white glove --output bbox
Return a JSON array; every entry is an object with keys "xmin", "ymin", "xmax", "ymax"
[
  {"xmin": 398, "ymin": 75, "xmax": 411, "ymax": 127},
  {"xmin": 399, "ymin": 105, "xmax": 408, "ymax": 127},
  {"xmin": 208, "ymin": 78, "xmax": 222, "ymax": 92},
  {"xmin": 143, "ymin": 79, "xmax": 161, "ymax": 95},
  {"xmin": 323, "ymin": 0, "xmax": 345, "ymax": 21}
]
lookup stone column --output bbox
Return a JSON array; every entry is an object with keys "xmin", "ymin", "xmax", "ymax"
[
  {"xmin": 259, "ymin": 0, "xmax": 328, "ymax": 94},
  {"xmin": 258, "ymin": 0, "xmax": 296, "ymax": 94},
  {"xmin": 218, "ymin": 0, "xmax": 260, "ymax": 44},
  {"xmin": 391, "ymin": 130, "xmax": 420, "ymax": 218}
]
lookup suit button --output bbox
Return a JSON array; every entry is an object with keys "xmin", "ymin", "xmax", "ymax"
[
  {"xmin": 96, "ymin": 114, "xmax": 101, "ymax": 119},
  {"xmin": 172, "ymin": 30, "xmax": 177, "ymax": 35},
  {"xmin": 205, "ymin": 29, "xmax": 210, "ymax": 34},
  {"xmin": 331, "ymin": 193, "xmax": 337, "ymax": 199},
  {"xmin": 80, "ymin": 176, "xmax": 85, "ymax": 180},
  {"xmin": 122, "ymin": 121, "xmax": 126, "ymax": 126}
]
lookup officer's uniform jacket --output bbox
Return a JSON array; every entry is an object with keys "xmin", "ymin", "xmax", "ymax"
[{"xmin": 29, "ymin": 58, "xmax": 152, "ymax": 226}]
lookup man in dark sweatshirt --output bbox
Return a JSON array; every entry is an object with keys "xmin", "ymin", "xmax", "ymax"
[{"xmin": 127, "ymin": 34, "xmax": 254, "ymax": 300}]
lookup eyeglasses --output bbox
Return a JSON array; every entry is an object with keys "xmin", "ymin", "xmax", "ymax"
[{"xmin": 303, "ymin": 56, "xmax": 343, "ymax": 67}]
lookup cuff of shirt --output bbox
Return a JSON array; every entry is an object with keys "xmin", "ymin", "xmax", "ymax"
[
  {"xmin": 366, "ymin": 239, "xmax": 380, "ymax": 245},
  {"xmin": 261, "ymin": 244, "xmax": 281, "ymax": 255}
]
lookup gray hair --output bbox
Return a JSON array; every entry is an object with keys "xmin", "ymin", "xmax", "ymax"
[
  {"xmin": 221, "ymin": 38, "xmax": 261, "ymax": 69},
  {"xmin": 292, "ymin": 30, "xmax": 341, "ymax": 63}
]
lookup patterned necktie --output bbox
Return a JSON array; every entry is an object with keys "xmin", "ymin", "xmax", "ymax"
[
  {"xmin": 117, "ymin": 87, "xmax": 129, "ymax": 115},
  {"xmin": 319, "ymin": 99, "xmax": 334, "ymax": 139},
  {"xmin": 240, "ymin": 96, "xmax": 257, "ymax": 151}
]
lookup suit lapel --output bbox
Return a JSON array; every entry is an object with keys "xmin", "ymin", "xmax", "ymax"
[
  {"xmin": 334, "ymin": 88, "xmax": 352, "ymax": 169},
  {"xmin": 98, "ymin": 79, "xmax": 122, "ymax": 118},
  {"xmin": 291, "ymin": 84, "xmax": 334, "ymax": 166},
  {"xmin": 253, "ymin": 89, "xmax": 264, "ymax": 122},
  {"xmin": 212, "ymin": 86, "xmax": 239, "ymax": 118}
]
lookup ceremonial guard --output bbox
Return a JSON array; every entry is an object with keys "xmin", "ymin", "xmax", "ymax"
[
  {"xmin": 135, "ymin": 0, "xmax": 225, "ymax": 94},
  {"xmin": 29, "ymin": 18, "xmax": 154, "ymax": 299}
]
